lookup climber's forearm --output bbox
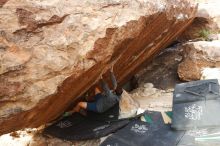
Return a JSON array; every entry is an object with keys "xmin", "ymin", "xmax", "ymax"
[{"xmin": 110, "ymin": 71, "xmax": 117, "ymax": 90}]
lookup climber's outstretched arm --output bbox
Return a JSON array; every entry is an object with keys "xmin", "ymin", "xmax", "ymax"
[{"xmin": 110, "ymin": 66, "xmax": 117, "ymax": 91}]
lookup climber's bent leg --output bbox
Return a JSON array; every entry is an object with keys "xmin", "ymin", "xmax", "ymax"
[{"xmin": 73, "ymin": 102, "xmax": 87, "ymax": 113}]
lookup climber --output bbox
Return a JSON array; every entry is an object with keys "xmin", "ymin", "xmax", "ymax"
[{"xmin": 64, "ymin": 66, "xmax": 121, "ymax": 116}]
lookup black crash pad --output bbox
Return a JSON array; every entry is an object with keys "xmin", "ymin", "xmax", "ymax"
[
  {"xmin": 100, "ymin": 111, "xmax": 220, "ymax": 146},
  {"xmin": 100, "ymin": 111, "xmax": 184, "ymax": 146},
  {"xmin": 172, "ymin": 99, "xmax": 220, "ymax": 130},
  {"xmin": 173, "ymin": 79, "xmax": 219, "ymax": 104},
  {"xmin": 43, "ymin": 104, "xmax": 130, "ymax": 140},
  {"xmin": 172, "ymin": 79, "xmax": 220, "ymax": 130}
]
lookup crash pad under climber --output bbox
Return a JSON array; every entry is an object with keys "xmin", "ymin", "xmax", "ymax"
[
  {"xmin": 43, "ymin": 104, "xmax": 130, "ymax": 140},
  {"xmin": 100, "ymin": 111, "xmax": 184, "ymax": 146},
  {"xmin": 172, "ymin": 79, "xmax": 220, "ymax": 130}
]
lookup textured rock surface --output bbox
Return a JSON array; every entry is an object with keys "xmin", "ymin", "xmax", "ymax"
[
  {"xmin": 0, "ymin": 0, "xmax": 197, "ymax": 135},
  {"xmin": 130, "ymin": 83, "xmax": 173, "ymax": 111},
  {"xmin": 0, "ymin": 128, "xmax": 99, "ymax": 146},
  {"xmin": 201, "ymin": 68, "xmax": 220, "ymax": 83},
  {"xmin": 180, "ymin": 0, "xmax": 220, "ymax": 41},
  {"xmin": 119, "ymin": 89, "xmax": 139, "ymax": 119},
  {"xmin": 136, "ymin": 44, "xmax": 183, "ymax": 89},
  {"xmin": 128, "ymin": 45, "xmax": 184, "ymax": 111},
  {"xmin": 196, "ymin": 0, "xmax": 220, "ymax": 30},
  {"xmin": 178, "ymin": 40, "xmax": 220, "ymax": 81}
]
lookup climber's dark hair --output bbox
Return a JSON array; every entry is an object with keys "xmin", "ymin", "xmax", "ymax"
[{"xmin": 115, "ymin": 87, "xmax": 123, "ymax": 96}]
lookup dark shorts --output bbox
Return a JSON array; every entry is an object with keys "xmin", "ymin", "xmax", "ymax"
[{"xmin": 86, "ymin": 93, "xmax": 102, "ymax": 112}]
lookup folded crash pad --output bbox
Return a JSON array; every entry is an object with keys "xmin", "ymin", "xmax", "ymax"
[
  {"xmin": 100, "ymin": 111, "xmax": 184, "ymax": 146},
  {"xmin": 172, "ymin": 79, "xmax": 220, "ymax": 130},
  {"xmin": 43, "ymin": 104, "xmax": 130, "ymax": 140},
  {"xmin": 172, "ymin": 99, "xmax": 220, "ymax": 130},
  {"xmin": 173, "ymin": 79, "xmax": 219, "ymax": 104}
]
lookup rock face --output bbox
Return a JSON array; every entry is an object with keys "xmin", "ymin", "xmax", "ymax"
[
  {"xmin": 178, "ymin": 0, "xmax": 220, "ymax": 81},
  {"xmin": 0, "ymin": 0, "xmax": 197, "ymax": 135},
  {"xmin": 119, "ymin": 90, "xmax": 139, "ymax": 119},
  {"xmin": 136, "ymin": 44, "xmax": 183, "ymax": 89},
  {"xmin": 196, "ymin": 0, "xmax": 220, "ymax": 30},
  {"xmin": 178, "ymin": 41, "xmax": 220, "ymax": 81},
  {"xmin": 179, "ymin": 0, "xmax": 220, "ymax": 41}
]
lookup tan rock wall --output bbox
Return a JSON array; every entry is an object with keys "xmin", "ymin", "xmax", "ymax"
[
  {"xmin": 0, "ymin": 0, "xmax": 197, "ymax": 135},
  {"xmin": 178, "ymin": 41, "xmax": 220, "ymax": 81}
]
